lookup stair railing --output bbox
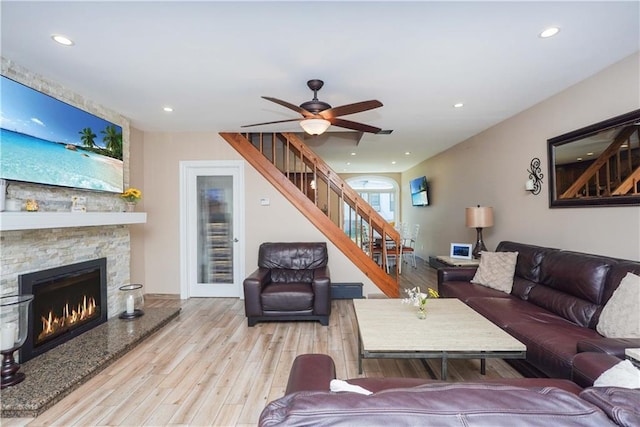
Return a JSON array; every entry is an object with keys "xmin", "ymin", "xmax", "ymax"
[{"xmin": 220, "ymin": 131, "xmax": 400, "ymax": 297}]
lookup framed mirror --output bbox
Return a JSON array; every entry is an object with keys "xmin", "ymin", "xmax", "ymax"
[{"xmin": 548, "ymin": 109, "xmax": 640, "ymax": 207}]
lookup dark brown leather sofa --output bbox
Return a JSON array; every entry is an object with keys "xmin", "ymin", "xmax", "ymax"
[
  {"xmin": 243, "ymin": 242, "xmax": 331, "ymax": 326},
  {"xmin": 438, "ymin": 241, "xmax": 640, "ymax": 381},
  {"xmin": 259, "ymin": 354, "xmax": 640, "ymax": 426}
]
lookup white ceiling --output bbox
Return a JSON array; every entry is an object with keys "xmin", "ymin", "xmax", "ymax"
[{"xmin": 2, "ymin": 1, "xmax": 638, "ymax": 173}]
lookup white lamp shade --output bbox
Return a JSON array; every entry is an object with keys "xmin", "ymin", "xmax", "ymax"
[
  {"xmin": 299, "ymin": 118, "xmax": 331, "ymax": 135},
  {"xmin": 465, "ymin": 206, "xmax": 494, "ymax": 228}
]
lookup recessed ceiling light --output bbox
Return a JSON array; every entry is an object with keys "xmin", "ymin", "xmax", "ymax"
[
  {"xmin": 586, "ymin": 152, "xmax": 594, "ymax": 156},
  {"xmin": 51, "ymin": 34, "xmax": 74, "ymax": 46},
  {"xmin": 350, "ymin": 152, "xmax": 356, "ymax": 156},
  {"xmin": 577, "ymin": 157, "xmax": 583, "ymax": 161},
  {"xmin": 404, "ymin": 151, "xmax": 411, "ymax": 156},
  {"xmin": 163, "ymin": 106, "xmax": 174, "ymax": 112},
  {"xmin": 539, "ymin": 27, "xmax": 560, "ymax": 38},
  {"xmin": 453, "ymin": 103, "xmax": 464, "ymax": 108},
  {"xmin": 621, "ymin": 144, "xmax": 629, "ymax": 148},
  {"xmin": 391, "ymin": 161, "xmax": 396, "ymax": 165},
  {"xmin": 346, "ymin": 162, "xmax": 351, "ymax": 166}
]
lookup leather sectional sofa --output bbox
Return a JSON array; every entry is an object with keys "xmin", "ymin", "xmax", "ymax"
[
  {"xmin": 438, "ymin": 241, "xmax": 640, "ymax": 381},
  {"xmin": 259, "ymin": 353, "xmax": 639, "ymax": 426}
]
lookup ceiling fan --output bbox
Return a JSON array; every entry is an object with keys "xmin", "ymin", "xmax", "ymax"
[{"xmin": 242, "ymin": 79, "xmax": 384, "ymax": 135}]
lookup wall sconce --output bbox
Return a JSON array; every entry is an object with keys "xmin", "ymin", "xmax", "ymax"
[{"xmin": 526, "ymin": 157, "xmax": 544, "ymax": 195}]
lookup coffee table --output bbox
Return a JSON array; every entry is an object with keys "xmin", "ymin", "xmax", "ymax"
[{"xmin": 353, "ymin": 298, "xmax": 526, "ymax": 379}]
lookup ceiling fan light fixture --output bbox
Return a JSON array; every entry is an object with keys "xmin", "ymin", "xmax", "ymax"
[{"xmin": 300, "ymin": 118, "xmax": 331, "ymax": 135}]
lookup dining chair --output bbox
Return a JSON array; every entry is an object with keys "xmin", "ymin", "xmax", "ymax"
[{"xmin": 401, "ymin": 224, "xmax": 420, "ymax": 269}]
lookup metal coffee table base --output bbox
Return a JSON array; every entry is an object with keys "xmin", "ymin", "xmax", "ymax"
[{"xmin": 358, "ymin": 339, "xmax": 526, "ymax": 380}]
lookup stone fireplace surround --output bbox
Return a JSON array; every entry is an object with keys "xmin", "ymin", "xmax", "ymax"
[{"xmin": 2, "ymin": 213, "xmax": 131, "ymax": 317}]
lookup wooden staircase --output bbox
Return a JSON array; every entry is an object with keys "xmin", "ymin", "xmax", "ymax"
[
  {"xmin": 560, "ymin": 125, "xmax": 640, "ymax": 199},
  {"xmin": 220, "ymin": 132, "xmax": 400, "ymax": 297}
]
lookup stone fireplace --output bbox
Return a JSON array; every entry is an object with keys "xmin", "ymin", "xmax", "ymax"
[{"xmin": 19, "ymin": 258, "xmax": 109, "ymax": 362}]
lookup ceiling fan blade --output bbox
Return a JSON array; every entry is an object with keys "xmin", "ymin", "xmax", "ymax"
[
  {"xmin": 241, "ymin": 118, "xmax": 302, "ymax": 128},
  {"xmin": 320, "ymin": 100, "xmax": 383, "ymax": 119},
  {"xmin": 330, "ymin": 118, "xmax": 381, "ymax": 134},
  {"xmin": 262, "ymin": 96, "xmax": 314, "ymax": 117}
]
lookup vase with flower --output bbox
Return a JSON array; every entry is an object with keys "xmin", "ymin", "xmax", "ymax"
[
  {"xmin": 120, "ymin": 187, "xmax": 142, "ymax": 212},
  {"xmin": 403, "ymin": 286, "xmax": 439, "ymax": 319}
]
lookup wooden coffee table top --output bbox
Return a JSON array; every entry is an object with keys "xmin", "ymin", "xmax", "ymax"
[{"xmin": 353, "ymin": 298, "xmax": 525, "ymax": 353}]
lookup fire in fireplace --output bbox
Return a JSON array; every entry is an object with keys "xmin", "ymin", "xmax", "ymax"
[
  {"xmin": 19, "ymin": 258, "xmax": 108, "ymax": 362},
  {"xmin": 38, "ymin": 293, "xmax": 98, "ymax": 342}
]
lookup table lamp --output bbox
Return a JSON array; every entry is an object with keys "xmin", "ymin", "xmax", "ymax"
[{"xmin": 465, "ymin": 205, "xmax": 494, "ymax": 259}]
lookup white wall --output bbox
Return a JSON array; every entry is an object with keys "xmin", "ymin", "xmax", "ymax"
[
  {"xmin": 131, "ymin": 132, "xmax": 378, "ymax": 296},
  {"xmin": 402, "ymin": 53, "xmax": 640, "ymax": 261}
]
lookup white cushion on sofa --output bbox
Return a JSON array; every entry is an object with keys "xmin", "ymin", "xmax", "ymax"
[
  {"xmin": 596, "ymin": 272, "xmax": 640, "ymax": 339},
  {"xmin": 330, "ymin": 379, "xmax": 372, "ymax": 395},
  {"xmin": 470, "ymin": 251, "xmax": 518, "ymax": 294},
  {"xmin": 593, "ymin": 360, "xmax": 640, "ymax": 388}
]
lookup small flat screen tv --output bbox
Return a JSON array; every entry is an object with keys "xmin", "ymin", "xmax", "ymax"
[
  {"xmin": 410, "ymin": 176, "xmax": 429, "ymax": 206},
  {"xmin": 0, "ymin": 75, "xmax": 124, "ymax": 193}
]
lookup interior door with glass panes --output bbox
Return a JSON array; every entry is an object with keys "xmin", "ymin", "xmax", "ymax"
[{"xmin": 181, "ymin": 161, "xmax": 244, "ymax": 298}]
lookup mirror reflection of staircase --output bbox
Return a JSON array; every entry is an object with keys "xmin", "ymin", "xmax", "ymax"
[
  {"xmin": 559, "ymin": 125, "xmax": 640, "ymax": 199},
  {"xmin": 220, "ymin": 132, "xmax": 401, "ymax": 297}
]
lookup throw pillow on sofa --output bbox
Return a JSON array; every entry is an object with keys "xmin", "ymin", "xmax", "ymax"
[
  {"xmin": 596, "ymin": 272, "xmax": 640, "ymax": 339},
  {"xmin": 471, "ymin": 251, "xmax": 518, "ymax": 294}
]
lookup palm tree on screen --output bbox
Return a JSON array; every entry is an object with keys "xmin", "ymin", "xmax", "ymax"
[
  {"xmin": 101, "ymin": 125, "xmax": 123, "ymax": 160},
  {"xmin": 79, "ymin": 127, "xmax": 97, "ymax": 148}
]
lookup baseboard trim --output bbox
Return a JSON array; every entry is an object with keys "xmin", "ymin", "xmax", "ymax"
[{"xmin": 145, "ymin": 293, "xmax": 181, "ymax": 299}]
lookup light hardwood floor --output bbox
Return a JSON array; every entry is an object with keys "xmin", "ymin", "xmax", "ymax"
[{"xmin": 3, "ymin": 259, "xmax": 521, "ymax": 427}]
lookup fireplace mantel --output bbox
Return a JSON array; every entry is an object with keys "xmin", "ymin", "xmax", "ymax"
[{"xmin": 0, "ymin": 212, "xmax": 147, "ymax": 231}]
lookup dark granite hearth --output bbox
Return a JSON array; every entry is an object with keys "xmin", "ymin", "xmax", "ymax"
[{"xmin": 1, "ymin": 307, "xmax": 181, "ymax": 418}]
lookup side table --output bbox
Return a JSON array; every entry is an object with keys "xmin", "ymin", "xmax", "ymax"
[{"xmin": 428, "ymin": 256, "xmax": 479, "ymax": 270}]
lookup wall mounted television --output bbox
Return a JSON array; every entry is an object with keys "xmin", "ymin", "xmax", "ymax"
[
  {"xmin": 0, "ymin": 75, "xmax": 124, "ymax": 193},
  {"xmin": 410, "ymin": 176, "xmax": 429, "ymax": 206}
]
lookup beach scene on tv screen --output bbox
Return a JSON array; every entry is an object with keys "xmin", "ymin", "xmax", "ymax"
[{"xmin": 0, "ymin": 76, "xmax": 124, "ymax": 193}]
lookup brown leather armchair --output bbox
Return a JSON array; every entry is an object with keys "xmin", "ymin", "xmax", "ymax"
[{"xmin": 243, "ymin": 242, "xmax": 331, "ymax": 326}]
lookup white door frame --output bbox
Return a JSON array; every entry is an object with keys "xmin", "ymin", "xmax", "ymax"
[{"xmin": 179, "ymin": 160, "xmax": 245, "ymax": 299}]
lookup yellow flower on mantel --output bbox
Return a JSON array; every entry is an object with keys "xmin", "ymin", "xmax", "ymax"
[
  {"xmin": 120, "ymin": 188, "xmax": 142, "ymax": 203},
  {"xmin": 26, "ymin": 199, "xmax": 39, "ymax": 212}
]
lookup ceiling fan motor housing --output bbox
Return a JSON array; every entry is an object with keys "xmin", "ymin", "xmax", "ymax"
[
  {"xmin": 300, "ymin": 79, "xmax": 332, "ymax": 113},
  {"xmin": 300, "ymin": 99, "xmax": 331, "ymax": 114}
]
